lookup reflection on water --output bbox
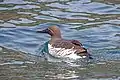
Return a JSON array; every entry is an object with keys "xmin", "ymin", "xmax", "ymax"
[
  {"xmin": 0, "ymin": 0, "xmax": 120, "ymax": 79},
  {"xmin": 0, "ymin": 47, "xmax": 120, "ymax": 80}
]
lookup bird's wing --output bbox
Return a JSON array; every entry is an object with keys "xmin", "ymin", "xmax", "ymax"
[
  {"xmin": 50, "ymin": 39, "xmax": 92, "ymax": 59},
  {"xmin": 51, "ymin": 40, "xmax": 74, "ymax": 49},
  {"xmin": 69, "ymin": 40, "xmax": 83, "ymax": 46},
  {"xmin": 51, "ymin": 39, "xmax": 83, "ymax": 48}
]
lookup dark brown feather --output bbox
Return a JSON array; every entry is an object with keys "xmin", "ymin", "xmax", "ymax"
[
  {"xmin": 51, "ymin": 40, "xmax": 74, "ymax": 49},
  {"xmin": 69, "ymin": 40, "xmax": 83, "ymax": 46}
]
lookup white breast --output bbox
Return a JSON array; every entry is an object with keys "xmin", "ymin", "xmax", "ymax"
[{"xmin": 48, "ymin": 44, "xmax": 83, "ymax": 59}]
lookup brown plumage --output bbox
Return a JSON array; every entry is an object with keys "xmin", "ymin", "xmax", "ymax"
[{"xmin": 37, "ymin": 26, "xmax": 92, "ymax": 58}]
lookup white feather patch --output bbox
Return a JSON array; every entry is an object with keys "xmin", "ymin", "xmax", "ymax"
[{"xmin": 48, "ymin": 44, "xmax": 84, "ymax": 59}]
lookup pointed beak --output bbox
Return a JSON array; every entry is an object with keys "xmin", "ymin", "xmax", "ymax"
[{"xmin": 36, "ymin": 28, "xmax": 49, "ymax": 33}]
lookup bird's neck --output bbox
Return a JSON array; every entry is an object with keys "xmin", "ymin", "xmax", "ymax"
[
  {"xmin": 51, "ymin": 32, "xmax": 62, "ymax": 39},
  {"xmin": 51, "ymin": 36, "xmax": 62, "ymax": 40},
  {"xmin": 49, "ymin": 36, "xmax": 62, "ymax": 44},
  {"xmin": 51, "ymin": 35, "xmax": 61, "ymax": 38}
]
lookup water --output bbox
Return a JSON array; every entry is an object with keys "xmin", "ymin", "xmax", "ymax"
[{"xmin": 0, "ymin": 0, "xmax": 120, "ymax": 79}]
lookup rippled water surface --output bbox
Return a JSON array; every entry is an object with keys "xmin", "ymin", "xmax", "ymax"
[{"xmin": 0, "ymin": 0, "xmax": 120, "ymax": 80}]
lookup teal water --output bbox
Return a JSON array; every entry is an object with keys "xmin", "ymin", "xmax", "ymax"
[{"xmin": 0, "ymin": 0, "xmax": 120, "ymax": 79}]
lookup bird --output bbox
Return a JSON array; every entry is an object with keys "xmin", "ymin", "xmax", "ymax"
[{"xmin": 36, "ymin": 26, "xmax": 92, "ymax": 60}]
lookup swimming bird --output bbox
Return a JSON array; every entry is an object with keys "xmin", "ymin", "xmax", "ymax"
[{"xmin": 37, "ymin": 26, "xmax": 92, "ymax": 60}]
